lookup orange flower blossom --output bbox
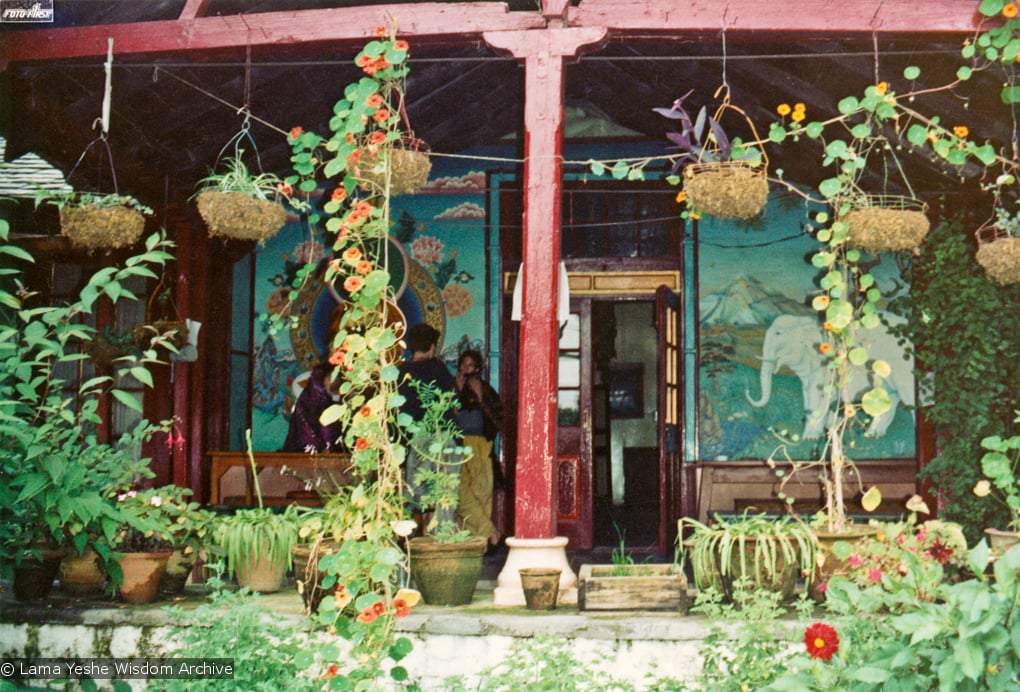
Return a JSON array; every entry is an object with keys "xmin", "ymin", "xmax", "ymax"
[
  {"xmin": 343, "ymin": 247, "xmax": 363, "ymax": 264},
  {"xmin": 366, "ymin": 94, "xmax": 383, "ymax": 108},
  {"xmin": 819, "ymin": 342, "xmax": 832, "ymax": 356},
  {"xmin": 356, "ymin": 260, "xmax": 373, "ymax": 275},
  {"xmin": 368, "ymin": 130, "xmax": 387, "ymax": 145},
  {"xmin": 953, "ymin": 125, "xmax": 969, "ymax": 138},
  {"xmin": 1004, "ymin": 3, "xmax": 1018, "ymax": 18},
  {"xmin": 344, "ymin": 276, "xmax": 364, "ymax": 293},
  {"xmin": 289, "ymin": 126, "xmax": 303, "ymax": 140},
  {"xmin": 331, "ymin": 187, "xmax": 347, "ymax": 203}
]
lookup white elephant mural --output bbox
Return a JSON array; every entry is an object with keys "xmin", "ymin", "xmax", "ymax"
[{"xmin": 745, "ymin": 313, "xmax": 914, "ymax": 439}]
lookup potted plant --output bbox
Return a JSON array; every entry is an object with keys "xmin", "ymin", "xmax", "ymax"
[
  {"xmin": 577, "ymin": 531, "xmax": 688, "ymax": 612},
  {"xmin": 680, "ymin": 511, "xmax": 816, "ymax": 603},
  {"xmin": 211, "ymin": 437, "xmax": 303, "ymax": 593},
  {"xmin": 159, "ymin": 490, "xmax": 218, "ymax": 594},
  {"xmin": 34, "ymin": 190, "xmax": 153, "ymax": 250},
  {"xmin": 973, "ymin": 412, "xmax": 1020, "ymax": 552},
  {"xmin": 192, "ymin": 152, "xmax": 295, "ymax": 242},
  {"xmin": 654, "ymin": 86, "xmax": 769, "ymax": 221},
  {"xmin": 108, "ymin": 485, "xmax": 183, "ymax": 604},
  {"xmin": 0, "ymin": 222, "xmax": 175, "ymax": 597},
  {"xmin": 975, "ymin": 201, "xmax": 1020, "ymax": 286},
  {"xmin": 403, "ymin": 380, "xmax": 488, "ymax": 606}
]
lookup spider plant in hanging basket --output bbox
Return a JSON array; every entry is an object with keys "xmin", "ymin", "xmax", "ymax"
[
  {"xmin": 975, "ymin": 205, "xmax": 1020, "ymax": 285},
  {"xmin": 657, "ymin": 88, "xmax": 769, "ymax": 221},
  {"xmin": 193, "ymin": 154, "xmax": 291, "ymax": 242},
  {"xmin": 353, "ymin": 135, "xmax": 432, "ymax": 196},
  {"xmin": 35, "ymin": 191, "xmax": 153, "ymax": 250},
  {"xmin": 838, "ymin": 194, "xmax": 931, "ymax": 253}
]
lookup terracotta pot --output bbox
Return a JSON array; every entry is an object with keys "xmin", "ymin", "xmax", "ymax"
[
  {"xmin": 291, "ymin": 540, "xmax": 340, "ymax": 613},
  {"xmin": 408, "ymin": 536, "xmax": 486, "ymax": 606},
  {"xmin": 59, "ymin": 547, "xmax": 107, "ymax": 595},
  {"xmin": 117, "ymin": 551, "xmax": 172, "ymax": 604},
  {"xmin": 235, "ymin": 549, "xmax": 289, "ymax": 593},
  {"xmin": 809, "ymin": 525, "xmax": 881, "ymax": 602},
  {"xmin": 519, "ymin": 568, "xmax": 561, "ymax": 611},
  {"xmin": 13, "ymin": 549, "xmax": 65, "ymax": 601}
]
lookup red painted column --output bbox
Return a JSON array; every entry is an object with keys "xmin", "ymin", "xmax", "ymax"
[{"xmin": 485, "ymin": 28, "xmax": 605, "ymax": 539}]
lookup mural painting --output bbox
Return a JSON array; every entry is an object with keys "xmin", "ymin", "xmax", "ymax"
[
  {"xmin": 697, "ymin": 192, "xmax": 917, "ymax": 463},
  {"xmin": 247, "ymin": 164, "xmax": 491, "ymax": 451}
]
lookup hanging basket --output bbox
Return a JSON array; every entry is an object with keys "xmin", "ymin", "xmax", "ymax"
[
  {"xmin": 133, "ymin": 272, "xmax": 189, "ymax": 350},
  {"xmin": 683, "ymin": 160, "xmax": 769, "ymax": 221},
  {"xmin": 59, "ymin": 204, "xmax": 146, "ymax": 250},
  {"xmin": 975, "ymin": 225, "xmax": 1020, "ymax": 285},
  {"xmin": 354, "ymin": 137, "xmax": 432, "ymax": 196},
  {"xmin": 839, "ymin": 195, "xmax": 930, "ymax": 252},
  {"xmin": 195, "ymin": 191, "xmax": 288, "ymax": 242}
]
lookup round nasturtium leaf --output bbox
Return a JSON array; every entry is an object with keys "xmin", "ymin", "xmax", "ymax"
[
  {"xmin": 861, "ymin": 486, "xmax": 883, "ymax": 513},
  {"xmin": 872, "ymin": 359, "xmax": 891, "ymax": 378},
  {"xmin": 861, "ymin": 386, "xmax": 892, "ymax": 417}
]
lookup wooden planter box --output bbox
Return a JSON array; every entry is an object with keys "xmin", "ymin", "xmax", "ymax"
[{"xmin": 577, "ymin": 564, "xmax": 689, "ymax": 612}]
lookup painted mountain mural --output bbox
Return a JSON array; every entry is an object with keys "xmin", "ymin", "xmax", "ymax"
[{"xmin": 699, "ymin": 274, "xmax": 813, "ymax": 327}]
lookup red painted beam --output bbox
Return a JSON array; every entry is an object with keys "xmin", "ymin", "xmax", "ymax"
[
  {"xmin": 0, "ymin": 4, "xmax": 546, "ymax": 67},
  {"xmin": 569, "ymin": 0, "xmax": 983, "ymax": 34},
  {"xmin": 485, "ymin": 27, "xmax": 606, "ymax": 540},
  {"xmin": 1, "ymin": 0, "xmax": 982, "ymax": 68}
]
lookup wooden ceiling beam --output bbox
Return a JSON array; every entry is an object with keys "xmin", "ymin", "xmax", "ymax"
[{"xmin": 1, "ymin": 1, "xmax": 984, "ymax": 69}]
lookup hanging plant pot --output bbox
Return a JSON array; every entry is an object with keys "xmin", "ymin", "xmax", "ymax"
[
  {"xmin": 975, "ymin": 225, "xmax": 1020, "ymax": 285},
  {"xmin": 132, "ymin": 320, "xmax": 189, "ymax": 350},
  {"xmin": 354, "ymin": 137, "xmax": 432, "ymax": 196},
  {"xmin": 195, "ymin": 191, "xmax": 288, "ymax": 242},
  {"xmin": 59, "ymin": 204, "xmax": 146, "ymax": 250},
  {"xmin": 683, "ymin": 160, "xmax": 769, "ymax": 221},
  {"xmin": 840, "ymin": 195, "xmax": 930, "ymax": 252}
]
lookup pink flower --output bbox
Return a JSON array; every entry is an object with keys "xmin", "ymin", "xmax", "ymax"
[
  {"xmin": 410, "ymin": 235, "xmax": 444, "ymax": 266},
  {"xmin": 868, "ymin": 568, "xmax": 883, "ymax": 583},
  {"xmin": 848, "ymin": 554, "xmax": 863, "ymax": 567}
]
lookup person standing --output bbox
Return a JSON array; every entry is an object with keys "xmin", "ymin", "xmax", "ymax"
[
  {"xmin": 282, "ymin": 362, "xmax": 343, "ymax": 453},
  {"xmin": 397, "ymin": 324, "xmax": 460, "ymax": 527},
  {"xmin": 455, "ymin": 349, "xmax": 503, "ymax": 552}
]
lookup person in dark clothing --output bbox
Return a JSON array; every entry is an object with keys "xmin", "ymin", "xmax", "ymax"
[
  {"xmin": 397, "ymin": 323, "xmax": 460, "ymax": 525},
  {"xmin": 282, "ymin": 362, "xmax": 342, "ymax": 453}
]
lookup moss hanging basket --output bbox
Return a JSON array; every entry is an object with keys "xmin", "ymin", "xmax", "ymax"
[
  {"xmin": 59, "ymin": 204, "xmax": 146, "ymax": 250},
  {"xmin": 195, "ymin": 191, "xmax": 288, "ymax": 242},
  {"xmin": 840, "ymin": 195, "xmax": 930, "ymax": 252},
  {"xmin": 683, "ymin": 160, "xmax": 769, "ymax": 221},
  {"xmin": 975, "ymin": 225, "xmax": 1020, "ymax": 285},
  {"xmin": 354, "ymin": 137, "xmax": 432, "ymax": 196}
]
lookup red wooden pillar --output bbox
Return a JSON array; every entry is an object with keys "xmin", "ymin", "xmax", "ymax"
[{"xmin": 485, "ymin": 27, "xmax": 605, "ymax": 539}]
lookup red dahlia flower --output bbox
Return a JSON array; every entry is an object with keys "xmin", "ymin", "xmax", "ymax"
[{"xmin": 804, "ymin": 622, "xmax": 839, "ymax": 660}]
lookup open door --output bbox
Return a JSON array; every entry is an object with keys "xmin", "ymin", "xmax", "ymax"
[{"xmin": 656, "ymin": 285, "xmax": 683, "ymax": 555}]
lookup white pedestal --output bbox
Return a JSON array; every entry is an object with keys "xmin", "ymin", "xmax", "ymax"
[{"xmin": 492, "ymin": 536, "xmax": 578, "ymax": 606}]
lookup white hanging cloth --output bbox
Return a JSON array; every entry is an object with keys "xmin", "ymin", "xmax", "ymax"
[{"xmin": 511, "ymin": 261, "xmax": 570, "ymax": 326}]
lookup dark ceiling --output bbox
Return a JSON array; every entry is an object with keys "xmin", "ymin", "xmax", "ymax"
[{"xmin": 1, "ymin": 1, "xmax": 1012, "ymax": 220}]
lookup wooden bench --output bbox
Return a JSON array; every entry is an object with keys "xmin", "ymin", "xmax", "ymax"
[
  {"xmin": 695, "ymin": 459, "xmax": 918, "ymax": 523},
  {"xmin": 208, "ymin": 451, "xmax": 353, "ymax": 505}
]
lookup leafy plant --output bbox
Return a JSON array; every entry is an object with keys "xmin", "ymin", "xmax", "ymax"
[
  {"xmin": 192, "ymin": 152, "xmax": 294, "ymax": 204},
  {"xmin": 680, "ymin": 511, "xmax": 817, "ymax": 600},
  {"xmin": 652, "ymin": 88, "xmax": 763, "ymax": 171},
  {"xmin": 33, "ymin": 189, "xmax": 154, "ymax": 215},
  {"xmin": 0, "ymin": 222, "xmax": 176, "ymax": 576},
  {"xmin": 162, "ymin": 562, "xmax": 319, "ymax": 691},
  {"xmin": 974, "ymin": 412, "xmax": 1020, "ymax": 532}
]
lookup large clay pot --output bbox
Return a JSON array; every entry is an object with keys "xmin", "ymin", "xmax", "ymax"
[
  {"xmin": 235, "ymin": 548, "xmax": 288, "ymax": 593},
  {"xmin": 59, "ymin": 547, "xmax": 107, "ymax": 595},
  {"xmin": 117, "ymin": 551, "xmax": 172, "ymax": 604},
  {"xmin": 13, "ymin": 549, "xmax": 65, "ymax": 601},
  {"xmin": 984, "ymin": 527, "xmax": 1020, "ymax": 553},
  {"xmin": 408, "ymin": 536, "xmax": 486, "ymax": 606},
  {"xmin": 810, "ymin": 525, "xmax": 881, "ymax": 601},
  {"xmin": 291, "ymin": 539, "xmax": 341, "ymax": 613}
]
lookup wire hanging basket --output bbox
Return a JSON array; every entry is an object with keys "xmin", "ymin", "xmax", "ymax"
[
  {"xmin": 681, "ymin": 88, "xmax": 769, "ymax": 221},
  {"xmin": 838, "ymin": 194, "xmax": 930, "ymax": 253},
  {"xmin": 975, "ymin": 223, "xmax": 1020, "ymax": 285},
  {"xmin": 353, "ymin": 135, "xmax": 432, "ymax": 197}
]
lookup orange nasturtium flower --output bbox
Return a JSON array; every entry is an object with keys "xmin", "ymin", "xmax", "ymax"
[
  {"xmin": 357, "ymin": 605, "xmax": 380, "ymax": 624},
  {"xmin": 372, "ymin": 108, "xmax": 390, "ymax": 123},
  {"xmin": 366, "ymin": 93, "xmax": 384, "ymax": 108},
  {"xmin": 819, "ymin": 343, "xmax": 832, "ymax": 356},
  {"xmin": 368, "ymin": 130, "xmax": 387, "ymax": 145},
  {"xmin": 875, "ymin": 81, "xmax": 889, "ymax": 95},
  {"xmin": 953, "ymin": 125, "xmax": 969, "ymax": 138},
  {"xmin": 334, "ymin": 586, "xmax": 353, "ymax": 610},
  {"xmin": 791, "ymin": 110, "xmax": 806, "ymax": 123},
  {"xmin": 776, "ymin": 103, "xmax": 792, "ymax": 116},
  {"xmin": 344, "ymin": 276, "xmax": 365, "ymax": 293},
  {"xmin": 794, "ymin": 102, "xmax": 806, "ymax": 112},
  {"xmin": 276, "ymin": 182, "xmax": 292, "ymax": 196},
  {"xmin": 331, "ymin": 187, "xmax": 347, "ymax": 203},
  {"xmin": 289, "ymin": 126, "xmax": 303, "ymax": 140},
  {"xmin": 675, "ymin": 190, "xmax": 687, "ymax": 204},
  {"xmin": 1004, "ymin": 2, "xmax": 1018, "ymax": 18},
  {"xmin": 393, "ymin": 598, "xmax": 411, "ymax": 618},
  {"xmin": 376, "ymin": 25, "xmax": 387, "ymax": 37},
  {"xmin": 394, "ymin": 40, "xmax": 410, "ymax": 52},
  {"xmin": 356, "ymin": 260, "xmax": 373, "ymax": 275},
  {"xmin": 354, "ymin": 437, "xmax": 370, "ymax": 452},
  {"xmin": 343, "ymin": 247, "xmax": 363, "ymax": 264},
  {"xmin": 354, "ymin": 201, "xmax": 373, "ymax": 217}
]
